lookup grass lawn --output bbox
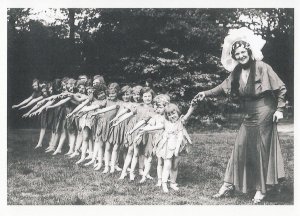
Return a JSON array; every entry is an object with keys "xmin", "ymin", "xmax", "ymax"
[{"xmin": 7, "ymin": 125, "xmax": 294, "ymax": 205}]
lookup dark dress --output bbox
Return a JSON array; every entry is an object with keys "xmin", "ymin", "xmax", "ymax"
[{"xmin": 203, "ymin": 60, "xmax": 286, "ymax": 193}]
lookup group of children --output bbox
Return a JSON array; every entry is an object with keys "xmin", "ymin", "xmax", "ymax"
[{"xmin": 12, "ymin": 75, "xmax": 196, "ymax": 193}]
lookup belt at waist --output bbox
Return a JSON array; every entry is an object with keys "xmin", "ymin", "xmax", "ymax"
[{"xmin": 242, "ymin": 96, "xmax": 275, "ymax": 111}]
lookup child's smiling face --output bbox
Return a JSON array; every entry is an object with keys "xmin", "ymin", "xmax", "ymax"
[
  {"xmin": 32, "ymin": 81, "xmax": 39, "ymax": 91},
  {"xmin": 132, "ymin": 91, "xmax": 141, "ymax": 102},
  {"xmin": 142, "ymin": 92, "xmax": 152, "ymax": 105},
  {"xmin": 167, "ymin": 110, "xmax": 179, "ymax": 123},
  {"xmin": 78, "ymin": 84, "xmax": 86, "ymax": 94},
  {"xmin": 96, "ymin": 90, "xmax": 106, "ymax": 100},
  {"xmin": 122, "ymin": 91, "xmax": 131, "ymax": 102},
  {"xmin": 108, "ymin": 90, "xmax": 118, "ymax": 101},
  {"xmin": 155, "ymin": 102, "xmax": 165, "ymax": 115}
]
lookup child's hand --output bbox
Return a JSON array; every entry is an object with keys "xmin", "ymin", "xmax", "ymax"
[
  {"xmin": 22, "ymin": 113, "xmax": 29, "ymax": 118},
  {"xmin": 174, "ymin": 147, "xmax": 179, "ymax": 157},
  {"xmin": 66, "ymin": 113, "xmax": 72, "ymax": 119},
  {"xmin": 37, "ymin": 101, "xmax": 43, "ymax": 107}
]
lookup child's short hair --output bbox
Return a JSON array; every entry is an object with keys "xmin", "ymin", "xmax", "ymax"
[
  {"xmin": 121, "ymin": 85, "xmax": 132, "ymax": 95},
  {"xmin": 132, "ymin": 85, "xmax": 143, "ymax": 95},
  {"xmin": 86, "ymin": 78, "xmax": 93, "ymax": 87},
  {"xmin": 164, "ymin": 103, "xmax": 181, "ymax": 119},
  {"xmin": 93, "ymin": 75, "xmax": 105, "ymax": 84},
  {"xmin": 153, "ymin": 94, "xmax": 170, "ymax": 106},
  {"xmin": 141, "ymin": 87, "xmax": 155, "ymax": 98},
  {"xmin": 52, "ymin": 79, "xmax": 62, "ymax": 94},
  {"xmin": 62, "ymin": 77, "xmax": 69, "ymax": 84},
  {"xmin": 46, "ymin": 82, "xmax": 53, "ymax": 94},
  {"xmin": 32, "ymin": 78, "xmax": 39, "ymax": 84},
  {"xmin": 94, "ymin": 83, "xmax": 107, "ymax": 93},
  {"xmin": 108, "ymin": 82, "xmax": 120, "ymax": 94},
  {"xmin": 93, "ymin": 84, "xmax": 107, "ymax": 98},
  {"xmin": 78, "ymin": 74, "xmax": 88, "ymax": 80},
  {"xmin": 67, "ymin": 78, "xmax": 76, "ymax": 86},
  {"xmin": 76, "ymin": 80, "xmax": 86, "ymax": 88},
  {"xmin": 39, "ymin": 81, "xmax": 47, "ymax": 89}
]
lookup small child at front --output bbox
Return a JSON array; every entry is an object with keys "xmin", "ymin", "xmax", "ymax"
[{"xmin": 140, "ymin": 102, "xmax": 196, "ymax": 192}]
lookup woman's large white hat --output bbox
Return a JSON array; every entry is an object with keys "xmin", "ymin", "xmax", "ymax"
[{"xmin": 221, "ymin": 27, "xmax": 266, "ymax": 71}]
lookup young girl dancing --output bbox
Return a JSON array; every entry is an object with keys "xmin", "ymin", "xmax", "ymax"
[
  {"xmin": 127, "ymin": 87, "xmax": 156, "ymax": 181},
  {"xmin": 12, "ymin": 79, "xmax": 41, "ymax": 110},
  {"xmin": 91, "ymin": 83, "xmax": 121, "ymax": 173},
  {"xmin": 140, "ymin": 102, "xmax": 195, "ymax": 192},
  {"xmin": 116, "ymin": 85, "xmax": 143, "ymax": 179},
  {"xmin": 139, "ymin": 94, "xmax": 170, "ymax": 184},
  {"xmin": 69, "ymin": 84, "xmax": 94, "ymax": 158},
  {"xmin": 66, "ymin": 83, "xmax": 107, "ymax": 164},
  {"xmin": 108, "ymin": 85, "xmax": 133, "ymax": 173}
]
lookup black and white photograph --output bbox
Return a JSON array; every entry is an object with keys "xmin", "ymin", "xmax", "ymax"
[{"xmin": 3, "ymin": 0, "xmax": 297, "ymax": 212}]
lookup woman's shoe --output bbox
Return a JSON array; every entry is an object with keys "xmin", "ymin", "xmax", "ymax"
[
  {"xmin": 252, "ymin": 191, "xmax": 266, "ymax": 204},
  {"xmin": 213, "ymin": 183, "xmax": 234, "ymax": 198}
]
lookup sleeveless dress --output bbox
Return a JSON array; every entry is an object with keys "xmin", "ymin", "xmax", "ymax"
[
  {"xmin": 155, "ymin": 117, "xmax": 192, "ymax": 159},
  {"xmin": 108, "ymin": 101, "xmax": 138, "ymax": 147},
  {"xmin": 130, "ymin": 104, "xmax": 155, "ymax": 156},
  {"xmin": 78, "ymin": 99, "xmax": 107, "ymax": 141},
  {"xmin": 95, "ymin": 100, "xmax": 121, "ymax": 143}
]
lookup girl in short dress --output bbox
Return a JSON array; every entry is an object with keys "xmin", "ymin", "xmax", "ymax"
[
  {"xmin": 93, "ymin": 83, "xmax": 121, "ymax": 173},
  {"xmin": 67, "ymin": 83, "xmax": 107, "ymax": 164},
  {"xmin": 117, "ymin": 85, "xmax": 143, "ymax": 179},
  {"xmin": 45, "ymin": 79, "xmax": 89, "ymax": 155},
  {"xmin": 127, "ymin": 87, "xmax": 156, "ymax": 181},
  {"xmin": 140, "ymin": 102, "xmax": 195, "ymax": 192},
  {"xmin": 69, "ymin": 84, "xmax": 94, "ymax": 158},
  {"xmin": 139, "ymin": 94, "xmax": 170, "ymax": 184},
  {"xmin": 108, "ymin": 85, "xmax": 133, "ymax": 173}
]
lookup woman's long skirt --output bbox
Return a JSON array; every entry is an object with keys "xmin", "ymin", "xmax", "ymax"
[{"xmin": 224, "ymin": 97, "xmax": 285, "ymax": 194}]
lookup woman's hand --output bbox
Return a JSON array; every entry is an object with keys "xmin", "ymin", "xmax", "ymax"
[
  {"xmin": 273, "ymin": 111, "xmax": 283, "ymax": 122},
  {"xmin": 192, "ymin": 92, "xmax": 205, "ymax": 104}
]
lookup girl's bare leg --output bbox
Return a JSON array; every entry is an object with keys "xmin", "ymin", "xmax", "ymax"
[
  {"xmin": 102, "ymin": 141, "xmax": 112, "ymax": 173},
  {"xmin": 76, "ymin": 127, "xmax": 89, "ymax": 164},
  {"xmin": 85, "ymin": 138, "xmax": 100, "ymax": 166},
  {"xmin": 156, "ymin": 157, "xmax": 163, "ymax": 186},
  {"xmin": 46, "ymin": 132, "xmax": 60, "ymax": 152},
  {"xmin": 53, "ymin": 128, "xmax": 67, "ymax": 155},
  {"xmin": 129, "ymin": 144, "xmax": 140, "ymax": 180},
  {"xmin": 162, "ymin": 158, "xmax": 172, "ymax": 193},
  {"xmin": 170, "ymin": 156, "xmax": 180, "ymax": 191},
  {"xmin": 119, "ymin": 145, "xmax": 133, "ymax": 179},
  {"xmin": 69, "ymin": 131, "xmax": 82, "ymax": 158},
  {"xmin": 138, "ymin": 155, "xmax": 145, "ymax": 176},
  {"xmin": 110, "ymin": 144, "xmax": 120, "ymax": 173},
  {"xmin": 45, "ymin": 132, "xmax": 55, "ymax": 150},
  {"xmin": 65, "ymin": 130, "xmax": 76, "ymax": 155},
  {"xmin": 140, "ymin": 156, "xmax": 152, "ymax": 183},
  {"xmin": 86, "ymin": 138, "xmax": 93, "ymax": 159},
  {"xmin": 94, "ymin": 140, "xmax": 104, "ymax": 171},
  {"xmin": 35, "ymin": 128, "xmax": 46, "ymax": 149}
]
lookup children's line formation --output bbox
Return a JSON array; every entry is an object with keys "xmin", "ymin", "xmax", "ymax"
[{"xmin": 12, "ymin": 75, "xmax": 196, "ymax": 193}]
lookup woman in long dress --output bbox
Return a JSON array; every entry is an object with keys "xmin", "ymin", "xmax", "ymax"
[{"xmin": 193, "ymin": 27, "xmax": 287, "ymax": 203}]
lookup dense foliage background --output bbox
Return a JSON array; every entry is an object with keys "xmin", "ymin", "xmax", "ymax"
[{"xmin": 7, "ymin": 8, "xmax": 294, "ymax": 129}]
